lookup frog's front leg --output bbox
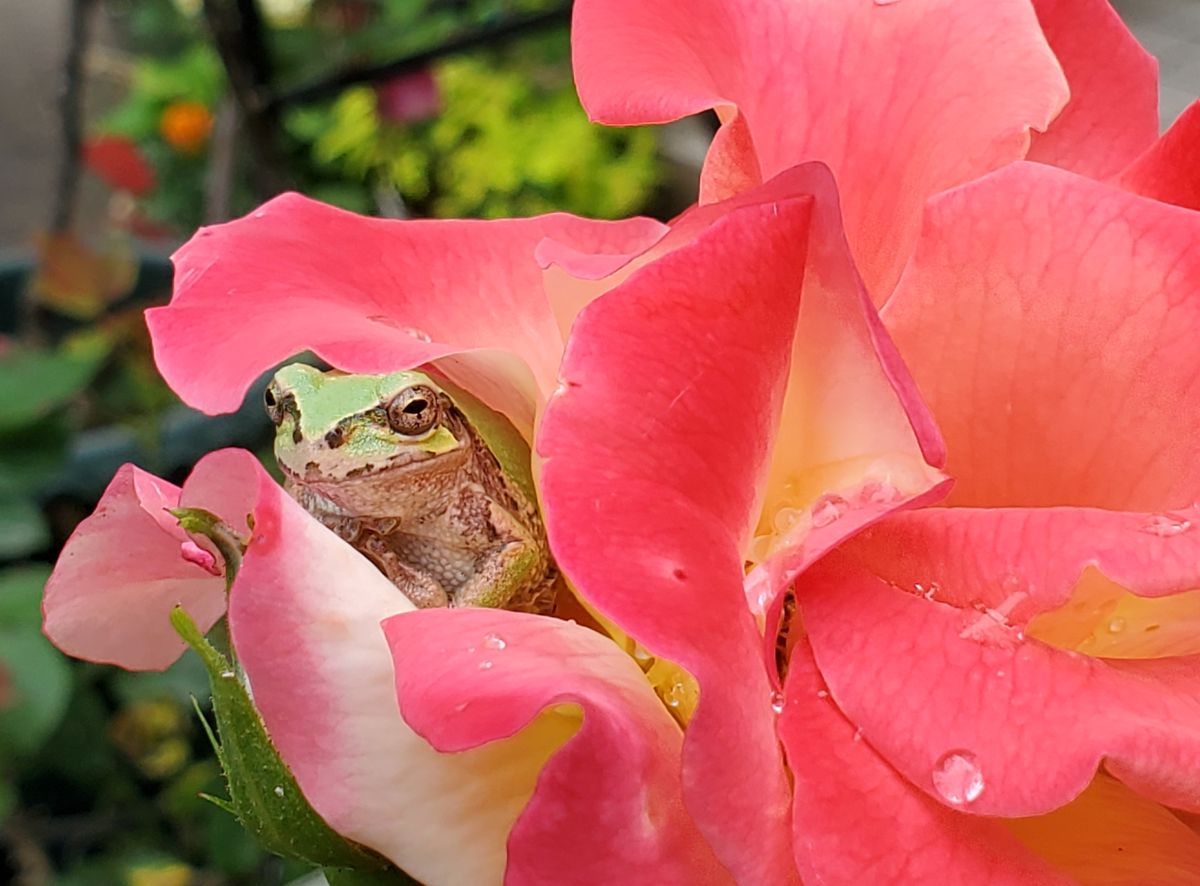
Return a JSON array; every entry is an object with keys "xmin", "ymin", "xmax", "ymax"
[
  {"xmin": 359, "ymin": 532, "xmax": 450, "ymax": 608},
  {"xmin": 452, "ymin": 504, "xmax": 547, "ymax": 611}
]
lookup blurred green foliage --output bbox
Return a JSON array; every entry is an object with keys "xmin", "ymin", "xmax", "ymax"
[
  {"xmin": 99, "ymin": 0, "xmax": 661, "ymax": 229},
  {"xmin": 297, "ymin": 54, "xmax": 658, "ymax": 218}
]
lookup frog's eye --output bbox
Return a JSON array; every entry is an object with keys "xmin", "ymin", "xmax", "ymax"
[
  {"xmin": 387, "ymin": 385, "xmax": 440, "ymax": 436},
  {"xmin": 264, "ymin": 385, "xmax": 284, "ymax": 425}
]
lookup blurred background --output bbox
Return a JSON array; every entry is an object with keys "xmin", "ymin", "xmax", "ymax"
[{"xmin": 0, "ymin": 0, "xmax": 1194, "ymax": 883}]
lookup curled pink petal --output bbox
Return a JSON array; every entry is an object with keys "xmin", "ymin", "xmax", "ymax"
[
  {"xmin": 148, "ymin": 194, "xmax": 664, "ymax": 423},
  {"xmin": 884, "ymin": 161, "xmax": 1200, "ymax": 512},
  {"xmin": 538, "ymin": 165, "xmax": 944, "ymax": 881},
  {"xmin": 844, "ymin": 505, "xmax": 1200, "ymax": 625},
  {"xmin": 802, "ymin": 559, "xmax": 1200, "ymax": 817},
  {"xmin": 1118, "ymin": 100, "xmax": 1200, "ymax": 212},
  {"xmin": 572, "ymin": 0, "xmax": 1067, "ymax": 297},
  {"xmin": 780, "ymin": 640, "xmax": 1068, "ymax": 884},
  {"xmin": 1027, "ymin": 0, "xmax": 1159, "ymax": 177},
  {"xmin": 539, "ymin": 192, "xmax": 811, "ymax": 883},
  {"xmin": 42, "ymin": 452, "xmax": 255, "ymax": 671},
  {"xmin": 384, "ymin": 609, "xmax": 730, "ymax": 884},
  {"xmin": 227, "ymin": 453, "xmax": 582, "ymax": 883}
]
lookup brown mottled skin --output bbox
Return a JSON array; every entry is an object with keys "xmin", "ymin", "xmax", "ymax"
[{"xmin": 268, "ymin": 366, "xmax": 556, "ymax": 614}]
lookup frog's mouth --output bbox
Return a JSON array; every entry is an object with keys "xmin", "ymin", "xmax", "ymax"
[{"xmin": 282, "ymin": 442, "xmax": 471, "ymax": 486}]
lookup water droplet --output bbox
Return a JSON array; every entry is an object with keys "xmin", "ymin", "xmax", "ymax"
[
  {"xmin": 861, "ymin": 480, "xmax": 901, "ymax": 504},
  {"xmin": 219, "ymin": 670, "xmax": 236, "ymax": 680},
  {"xmin": 811, "ymin": 494, "xmax": 850, "ymax": 528},
  {"xmin": 1140, "ymin": 513, "xmax": 1192, "ymax": 538},
  {"xmin": 773, "ymin": 506, "xmax": 804, "ymax": 534},
  {"xmin": 478, "ymin": 660, "xmax": 494, "ymax": 671},
  {"xmin": 664, "ymin": 681, "xmax": 687, "ymax": 708},
  {"xmin": 852, "ymin": 727, "xmax": 864, "ymax": 743},
  {"xmin": 273, "ymin": 786, "xmax": 284, "ymax": 798},
  {"xmin": 995, "ymin": 669, "xmax": 1006, "ymax": 679},
  {"xmin": 932, "ymin": 750, "xmax": 985, "ymax": 805},
  {"xmin": 453, "ymin": 701, "xmax": 469, "ymax": 713},
  {"xmin": 402, "ymin": 326, "xmax": 433, "ymax": 343},
  {"xmin": 816, "ymin": 689, "xmax": 830, "ymax": 699},
  {"xmin": 770, "ymin": 690, "xmax": 786, "ymax": 714},
  {"xmin": 253, "ymin": 210, "xmax": 266, "ymax": 219},
  {"xmin": 482, "ymin": 632, "xmax": 507, "ymax": 650},
  {"xmin": 1107, "ymin": 617, "xmax": 1126, "ymax": 633}
]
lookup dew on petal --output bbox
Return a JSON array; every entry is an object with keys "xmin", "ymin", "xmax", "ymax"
[
  {"xmin": 273, "ymin": 785, "xmax": 284, "ymax": 798},
  {"xmin": 915, "ymin": 581, "xmax": 940, "ymax": 601},
  {"xmin": 852, "ymin": 727, "xmax": 864, "ymax": 743},
  {"xmin": 402, "ymin": 326, "xmax": 433, "ymax": 343},
  {"xmin": 664, "ymin": 681, "xmax": 688, "ymax": 708},
  {"xmin": 860, "ymin": 480, "xmax": 902, "ymax": 504},
  {"xmin": 1107, "ymin": 617, "xmax": 1127, "ymax": 634},
  {"xmin": 770, "ymin": 690, "xmax": 786, "ymax": 714},
  {"xmin": 932, "ymin": 750, "xmax": 984, "ymax": 805},
  {"xmin": 481, "ymin": 632, "xmax": 507, "ymax": 650},
  {"xmin": 810, "ymin": 493, "xmax": 850, "ymax": 528},
  {"xmin": 477, "ymin": 660, "xmax": 493, "ymax": 671},
  {"xmin": 252, "ymin": 210, "xmax": 266, "ymax": 219},
  {"xmin": 1139, "ymin": 513, "xmax": 1192, "ymax": 538},
  {"xmin": 773, "ymin": 506, "xmax": 805, "ymax": 534},
  {"xmin": 816, "ymin": 689, "xmax": 830, "ymax": 699}
]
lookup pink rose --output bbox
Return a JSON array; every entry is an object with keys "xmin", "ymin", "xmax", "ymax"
[{"xmin": 43, "ymin": 0, "xmax": 1200, "ymax": 883}]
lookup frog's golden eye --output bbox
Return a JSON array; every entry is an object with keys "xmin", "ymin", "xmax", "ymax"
[{"xmin": 387, "ymin": 385, "xmax": 440, "ymax": 436}]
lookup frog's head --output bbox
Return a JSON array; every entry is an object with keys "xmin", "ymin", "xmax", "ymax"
[{"xmin": 265, "ymin": 364, "xmax": 470, "ymax": 487}]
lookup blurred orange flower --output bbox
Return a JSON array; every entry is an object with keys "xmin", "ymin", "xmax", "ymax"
[{"xmin": 159, "ymin": 100, "xmax": 213, "ymax": 153}]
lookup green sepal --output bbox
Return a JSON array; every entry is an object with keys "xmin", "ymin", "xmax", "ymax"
[{"xmin": 169, "ymin": 606, "xmax": 387, "ymax": 873}]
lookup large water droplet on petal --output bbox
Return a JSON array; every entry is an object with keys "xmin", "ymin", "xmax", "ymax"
[
  {"xmin": 1140, "ymin": 513, "xmax": 1192, "ymax": 538},
  {"xmin": 482, "ymin": 632, "xmax": 507, "ymax": 650},
  {"xmin": 810, "ymin": 494, "xmax": 850, "ymax": 528},
  {"xmin": 770, "ymin": 690, "xmax": 786, "ymax": 714},
  {"xmin": 932, "ymin": 750, "xmax": 985, "ymax": 805}
]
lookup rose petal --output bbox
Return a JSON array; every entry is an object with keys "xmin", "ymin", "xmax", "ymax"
[
  {"xmin": 42, "ymin": 452, "xmax": 255, "ymax": 671},
  {"xmin": 780, "ymin": 640, "xmax": 1068, "ymax": 884},
  {"xmin": 572, "ymin": 0, "xmax": 1067, "ymax": 297},
  {"xmin": 801, "ymin": 559, "xmax": 1200, "ymax": 816},
  {"xmin": 228, "ymin": 454, "xmax": 577, "ymax": 884},
  {"xmin": 383, "ymin": 609, "xmax": 730, "ymax": 884},
  {"xmin": 147, "ymin": 194, "xmax": 665, "ymax": 424},
  {"xmin": 1118, "ymin": 100, "xmax": 1200, "ymax": 212},
  {"xmin": 538, "ymin": 194, "xmax": 813, "ymax": 883},
  {"xmin": 884, "ymin": 161, "xmax": 1200, "ymax": 511},
  {"xmin": 1026, "ymin": 0, "xmax": 1159, "ymax": 178},
  {"xmin": 1006, "ymin": 771, "xmax": 1200, "ymax": 884},
  {"xmin": 841, "ymin": 505, "xmax": 1200, "ymax": 636}
]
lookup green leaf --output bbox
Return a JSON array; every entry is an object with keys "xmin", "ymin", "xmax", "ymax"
[
  {"xmin": 0, "ymin": 626, "xmax": 73, "ymax": 758},
  {"xmin": 169, "ymin": 607, "xmax": 389, "ymax": 872},
  {"xmin": 0, "ymin": 496, "xmax": 50, "ymax": 560},
  {"xmin": 0, "ymin": 335, "xmax": 110, "ymax": 432},
  {"xmin": 325, "ymin": 866, "xmax": 424, "ymax": 886}
]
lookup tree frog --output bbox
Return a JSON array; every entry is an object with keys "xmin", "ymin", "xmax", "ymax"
[{"xmin": 264, "ymin": 363, "xmax": 556, "ymax": 614}]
